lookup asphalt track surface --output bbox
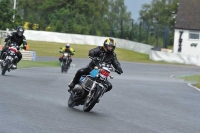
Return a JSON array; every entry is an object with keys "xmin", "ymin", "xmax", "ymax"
[{"xmin": 0, "ymin": 57, "xmax": 200, "ymax": 133}]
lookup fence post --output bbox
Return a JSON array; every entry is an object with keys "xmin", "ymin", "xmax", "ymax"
[
  {"xmin": 130, "ymin": 19, "xmax": 134, "ymax": 41},
  {"xmin": 163, "ymin": 26, "xmax": 169, "ymax": 48},
  {"xmin": 139, "ymin": 21, "xmax": 142, "ymax": 42},
  {"xmin": 120, "ymin": 18, "xmax": 124, "ymax": 38}
]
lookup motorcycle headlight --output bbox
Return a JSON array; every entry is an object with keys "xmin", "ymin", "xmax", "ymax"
[
  {"xmin": 10, "ymin": 52, "xmax": 15, "ymax": 55},
  {"xmin": 101, "ymin": 63, "xmax": 106, "ymax": 67},
  {"xmin": 64, "ymin": 53, "xmax": 68, "ymax": 56}
]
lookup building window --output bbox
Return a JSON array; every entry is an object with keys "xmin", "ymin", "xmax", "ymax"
[{"xmin": 189, "ymin": 31, "xmax": 199, "ymax": 39}]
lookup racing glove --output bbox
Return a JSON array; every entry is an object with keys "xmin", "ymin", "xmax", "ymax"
[
  {"xmin": 116, "ymin": 68, "xmax": 123, "ymax": 74},
  {"xmin": 23, "ymin": 45, "xmax": 27, "ymax": 50}
]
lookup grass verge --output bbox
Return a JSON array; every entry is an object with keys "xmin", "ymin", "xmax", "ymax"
[
  {"xmin": 18, "ymin": 60, "xmax": 59, "ymax": 69},
  {"xmin": 181, "ymin": 75, "xmax": 200, "ymax": 89},
  {"xmin": 26, "ymin": 40, "xmax": 186, "ymax": 65}
]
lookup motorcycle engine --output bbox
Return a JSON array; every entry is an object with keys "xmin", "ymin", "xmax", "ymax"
[{"xmin": 73, "ymin": 84, "xmax": 83, "ymax": 92}]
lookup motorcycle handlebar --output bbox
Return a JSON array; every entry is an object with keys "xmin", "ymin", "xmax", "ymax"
[{"xmin": 89, "ymin": 56, "xmax": 121, "ymax": 74}]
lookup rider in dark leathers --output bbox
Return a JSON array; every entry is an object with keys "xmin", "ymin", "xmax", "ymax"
[
  {"xmin": 68, "ymin": 38, "xmax": 123, "ymax": 92},
  {"xmin": 0, "ymin": 26, "xmax": 27, "ymax": 69}
]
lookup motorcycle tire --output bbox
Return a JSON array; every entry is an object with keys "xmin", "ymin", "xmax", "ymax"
[
  {"xmin": 68, "ymin": 94, "xmax": 75, "ymax": 107},
  {"xmin": 1, "ymin": 60, "xmax": 9, "ymax": 75},
  {"xmin": 65, "ymin": 63, "xmax": 69, "ymax": 73},
  {"xmin": 83, "ymin": 86, "xmax": 102, "ymax": 112},
  {"xmin": 61, "ymin": 62, "xmax": 65, "ymax": 73}
]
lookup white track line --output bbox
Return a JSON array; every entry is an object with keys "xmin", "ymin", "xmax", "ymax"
[
  {"xmin": 188, "ymin": 83, "xmax": 200, "ymax": 92},
  {"xmin": 170, "ymin": 75, "xmax": 200, "ymax": 92}
]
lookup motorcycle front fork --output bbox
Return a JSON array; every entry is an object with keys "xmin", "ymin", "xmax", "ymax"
[{"xmin": 88, "ymin": 82, "xmax": 97, "ymax": 98}]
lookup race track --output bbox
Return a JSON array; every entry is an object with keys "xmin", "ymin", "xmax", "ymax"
[{"xmin": 0, "ymin": 58, "xmax": 200, "ymax": 133}]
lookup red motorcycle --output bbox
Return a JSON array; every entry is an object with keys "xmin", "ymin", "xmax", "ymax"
[{"xmin": 1, "ymin": 43, "xmax": 19, "ymax": 75}]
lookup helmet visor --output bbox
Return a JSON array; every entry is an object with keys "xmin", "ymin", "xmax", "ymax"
[
  {"xmin": 107, "ymin": 45, "xmax": 114, "ymax": 51},
  {"xmin": 18, "ymin": 31, "xmax": 23, "ymax": 36}
]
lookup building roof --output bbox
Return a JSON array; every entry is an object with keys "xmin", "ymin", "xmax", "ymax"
[{"xmin": 175, "ymin": 0, "xmax": 200, "ymax": 30}]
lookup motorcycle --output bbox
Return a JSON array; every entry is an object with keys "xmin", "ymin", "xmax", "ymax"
[
  {"xmin": 1, "ymin": 43, "xmax": 19, "ymax": 75},
  {"xmin": 61, "ymin": 52, "xmax": 71, "ymax": 73},
  {"xmin": 68, "ymin": 57, "xmax": 119, "ymax": 112}
]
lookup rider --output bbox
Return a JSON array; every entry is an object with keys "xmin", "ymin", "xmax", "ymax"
[
  {"xmin": 0, "ymin": 26, "xmax": 27, "ymax": 69},
  {"xmin": 68, "ymin": 38, "xmax": 123, "ymax": 92},
  {"xmin": 59, "ymin": 43, "xmax": 75, "ymax": 67}
]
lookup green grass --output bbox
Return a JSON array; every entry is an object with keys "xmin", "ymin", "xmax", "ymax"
[
  {"xmin": 181, "ymin": 75, "xmax": 200, "ymax": 89},
  {"xmin": 27, "ymin": 40, "xmax": 151, "ymax": 62},
  {"xmin": 115, "ymin": 48, "xmax": 154, "ymax": 63},
  {"xmin": 18, "ymin": 60, "xmax": 59, "ymax": 69},
  {"xmin": 13, "ymin": 40, "xmax": 186, "ymax": 70},
  {"xmin": 27, "ymin": 40, "xmax": 96, "ymax": 57},
  {"xmin": 195, "ymin": 83, "xmax": 200, "ymax": 88},
  {"xmin": 181, "ymin": 75, "xmax": 200, "ymax": 82},
  {"xmin": 27, "ymin": 40, "xmax": 176, "ymax": 64}
]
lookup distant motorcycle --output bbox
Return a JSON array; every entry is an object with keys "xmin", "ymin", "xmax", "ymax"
[
  {"xmin": 1, "ymin": 43, "xmax": 19, "ymax": 75},
  {"xmin": 61, "ymin": 52, "xmax": 71, "ymax": 73},
  {"xmin": 68, "ymin": 57, "xmax": 120, "ymax": 112}
]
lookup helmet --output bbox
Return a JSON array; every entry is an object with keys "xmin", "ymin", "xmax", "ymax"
[
  {"xmin": 16, "ymin": 26, "xmax": 24, "ymax": 36},
  {"xmin": 103, "ymin": 38, "xmax": 116, "ymax": 53},
  {"xmin": 66, "ymin": 43, "xmax": 70, "ymax": 48}
]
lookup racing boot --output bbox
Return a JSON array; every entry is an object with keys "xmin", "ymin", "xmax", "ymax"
[
  {"xmin": 11, "ymin": 64, "xmax": 17, "ymax": 69},
  {"xmin": 68, "ymin": 82, "xmax": 75, "ymax": 92}
]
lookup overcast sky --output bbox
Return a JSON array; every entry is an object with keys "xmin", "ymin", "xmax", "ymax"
[{"xmin": 124, "ymin": 0, "xmax": 152, "ymax": 21}]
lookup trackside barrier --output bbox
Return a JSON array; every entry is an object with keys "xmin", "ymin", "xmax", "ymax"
[
  {"xmin": 24, "ymin": 30, "xmax": 153, "ymax": 55},
  {"xmin": 0, "ymin": 50, "xmax": 36, "ymax": 61},
  {"xmin": 21, "ymin": 51, "xmax": 36, "ymax": 61},
  {"xmin": 149, "ymin": 50, "xmax": 200, "ymax": 66}
]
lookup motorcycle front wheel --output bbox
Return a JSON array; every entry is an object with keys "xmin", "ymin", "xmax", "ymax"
[
  {"xmin": 64, "ymin": 63, "xmax": 68, "ymax": 73},
  {"xmin": 64, "ymin": 60, "xmax": 70, "ymax": 73},
  {"xmin": 83, "ymin": 87, "xmax": 102, "ymax": 112},
  {"xmin": 61, "ymin": 62, "xmax": 65, "ymax": 73},
  {"xmin": 68, "ymin": 94, "xmax": 75, "ymax": 107},
  {"xmin": 1, "ymin": 60, "xmax": 11, "ymax": 75},
  {"xmin": 1, "ymin": 60, "xmax": 9, "ymax": 75}
]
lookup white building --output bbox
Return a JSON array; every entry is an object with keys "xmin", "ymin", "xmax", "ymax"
[
  {"xmin": 173, "ymin": 0, "xmax": 200, "ymax": 55},
  {"xmin": 149, "ymin": 0, "xmax": 200, "ymax": 66}
]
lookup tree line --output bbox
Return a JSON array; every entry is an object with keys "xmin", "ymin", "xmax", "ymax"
[{"xmin": 0, "ymin": 0, "xmax": 179, "ymax": 47}]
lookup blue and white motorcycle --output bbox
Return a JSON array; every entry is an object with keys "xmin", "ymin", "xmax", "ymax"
[{"xmin": 68, "ymin": 57, "xmax": 118, "ymax": 112}]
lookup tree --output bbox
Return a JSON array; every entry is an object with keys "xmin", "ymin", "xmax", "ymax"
[
  {"xmin": 0, "ymin": 0, "xmax": 22, "ymax": 30},
  {"xmin": 139, "ymin": 0, "xmax": 179, "ymax": 46},
  {"xmin": 16, "ymin": 0, "xmax": 132, "ymax": 37},
  {"xmin": 107, "ymin": 0, "xmax": 132, "ymax": 39}
]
